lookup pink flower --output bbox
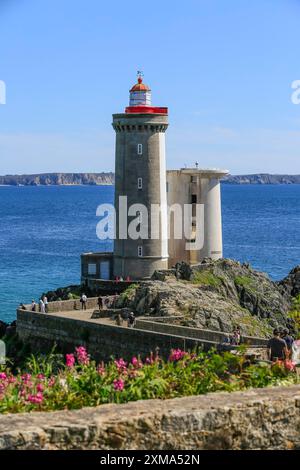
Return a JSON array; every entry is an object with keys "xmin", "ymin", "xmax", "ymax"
[
  {"xmin": 37, "ymin": 374, "xmax": 45, "ymax": 380},
  {"xmin": 66, "ymin": 353, "xmax": 75, "ymax": 368},
  {"xmin": 114, "ymin": 358, "xmax": 127, "ymax": 371},
  {"xmin": 284, "ymin": 360, "xmax": 296, "ymax": 372},
  {"xmin": 97, "ymin": 364, "xmax": 105, "ymax": 376},
  {"xmin": 131, "ymin": 356, "xmax": 143, "ymax": 368},
  {"xmin": 37, "ymin": 383, "xmax": 44, "ymax": 392},
  {"xmin": 48, "ymin": 377, "xmax": 56, "ymax": 387},
  {"xmin": 169, "ymin": 349, "xmax": 187, "ymax": 362},
  {"xmin": 0, "ymin": 373, "xmax": 7, "ymax": 380},
  {"xmin": 113, "ymin": 378, "xmax": 125, "ymax": 391},
  {"xmin": 21, "ymin": 373, "xmax": 31, "ymax": 384},
  {"xmin": 75, "ymin": 346, "xmax": 90, "ymax": 365},
  {"xmin": 27, "ymin": 392, "xmax": 43, "ymax": 404}
]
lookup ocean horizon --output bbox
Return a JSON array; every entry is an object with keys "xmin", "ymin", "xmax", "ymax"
[{"xmin": 0, "ymin": 184, "xmax": 299, "ymax": 324}]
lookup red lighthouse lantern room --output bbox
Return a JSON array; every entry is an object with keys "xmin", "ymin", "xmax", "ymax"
[{"xmin": 125, "ymin": 72, "xmax": 168, "ymax": 114}]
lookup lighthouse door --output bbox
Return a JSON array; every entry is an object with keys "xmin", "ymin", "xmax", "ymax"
[{"xmin": 100, "ymin": 260, "xmax": 110, "ymax": 280}]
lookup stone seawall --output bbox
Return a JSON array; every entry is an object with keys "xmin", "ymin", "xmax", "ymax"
[
  {"xmin": 1, "ymin": 385, "xmax": 300, "ymax": 450},
  {"xmin": 27, "ymin": 297, "xmax": 100, "ymax": 313},
  {"xmin": 136, "ymin": 319, "xmax": 268, "ymax": 347},
  {"xmin": 16, "ymin": 310, "xmax": 218, "ymax": 362}
]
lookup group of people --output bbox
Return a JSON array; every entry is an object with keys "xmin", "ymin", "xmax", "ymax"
[
  {"xmin": 30, "ymin": 296, "xmax": 49, "ymax": 313},
  {"xmin": 267, "ymin": 328, "xmax": 295, "ymax": 362},
  {"xmin": 114, "ymin": 276, "xmax": 131, "ymax": 283},
  {"xmin": 222, "ymin": 327, "xmax": 241, "ymax": 346},
  {"xmin": 97, "ymin": 294, "xmax": 118, "ymax": 311},
  {"xmin": 115, "ymin": 311, "xmax": 136, "ymax": 328}
]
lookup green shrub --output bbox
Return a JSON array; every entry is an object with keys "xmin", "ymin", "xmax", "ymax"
[{"xmin": 119, "ymin": 284, "xmax": 138, "ymax": 302}]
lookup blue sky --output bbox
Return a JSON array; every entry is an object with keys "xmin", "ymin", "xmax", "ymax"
[{"xmin": 0, "ymin": 0, "xmax": 300, "ymax": 175}]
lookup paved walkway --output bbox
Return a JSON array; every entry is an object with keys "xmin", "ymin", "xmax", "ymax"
[{"xmin": 47, "ymin": 309, "xmax": 126, "ymax": 327}]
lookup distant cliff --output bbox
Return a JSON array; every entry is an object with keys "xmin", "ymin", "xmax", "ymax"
[
  {"xmin": 0, "ymin": 173, "xmax": 300, "ymax": 186},
  {"xmin": 0, "ymin": 173, "xmax": 114, "ymax": 186},
  {"xmin": 222, "ymin": 174, "xmax": 300, "ymax": 184}
]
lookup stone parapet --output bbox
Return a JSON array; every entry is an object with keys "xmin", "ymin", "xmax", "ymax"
[{"xmin": 0, "ymin": 385, "xmax": 300, "ymax": 450}]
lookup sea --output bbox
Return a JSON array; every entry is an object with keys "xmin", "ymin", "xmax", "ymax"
[{"xmin": 0, "ymin": 184, "xmax": 299, "ymax": 324}]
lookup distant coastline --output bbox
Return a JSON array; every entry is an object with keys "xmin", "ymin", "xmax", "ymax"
[
  {"xmin": 222, "ymin": 174, "xmax": 300, "ymax": 185},
  {"xmin": 0, "ymin": 173, "xmax": 114, "ymax": 186},
  {"xmin": 0, "ymin": 172, "xmax": 300, "ymax": 186}
]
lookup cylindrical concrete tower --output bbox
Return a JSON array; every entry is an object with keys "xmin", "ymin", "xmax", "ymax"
[
  {"xmin": 199, "ymin": 171, "xmax": 228, "ymax": 260},
  {"xmin": 112, "ymin": 74, "xmax": 169, "ymax": 279}
]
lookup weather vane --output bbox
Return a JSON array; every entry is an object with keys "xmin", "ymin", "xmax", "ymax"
[{"xmin": 137, "ymin": 70, "xmax": 144, "ymax": 80}]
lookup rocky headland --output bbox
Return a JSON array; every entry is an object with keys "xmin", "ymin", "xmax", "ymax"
[{"xmin": 115, "ymin": 259, "xmax": 300, "ymax": 338}]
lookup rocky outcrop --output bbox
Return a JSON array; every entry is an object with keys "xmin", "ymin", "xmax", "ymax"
[
  {"xmin": 117, "ymin": 259, "xmax": 295, "ymax": 337},
  {"xmin": 0, "ymin": 173, "xmax": 114, "ymax": 186},
  {"xmin": 222, "ymin": 174, "xmax": 300, "ymax": 184},
  {"xmin": 1, "ymin": 385, "xmax": 300, "ymax": 450},
  {"xmin": 277, "ymin": 266, "xmax": 300, "ymax": 299},
  {"xmin": 0, "ymin": 320, "xmax": 16, "ymax": 339}
]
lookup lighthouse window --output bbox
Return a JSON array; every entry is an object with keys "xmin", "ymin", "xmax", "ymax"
[
  {"xmin": 138, "ymin": 178, "xmax": 143, "ymax": 189},
  {"xmin": 88, "ymin": 263, "xmax": 97, "ymax": 275},
  {"xmin": 137, "ymin": 144, "xmax": 143, "ymax": 155},
  {"xmin": 138, "ymin": 246, "xmax": 143, "ymax": 257}
]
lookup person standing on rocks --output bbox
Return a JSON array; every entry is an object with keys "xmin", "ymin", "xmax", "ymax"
[{"xmin": 267, "ymin": 329, "xmax": 288, "ymax": 362}]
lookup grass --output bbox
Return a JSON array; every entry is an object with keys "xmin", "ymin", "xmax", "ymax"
[
  {"xmin": 192, "ymin": 271, "xmax": 222, "ymax": 288},
  {"xmin": 234, "ymin": 276, "xmax": 255, "ymax": 289}
]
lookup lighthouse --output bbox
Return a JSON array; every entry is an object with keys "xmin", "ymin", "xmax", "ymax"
[
  {"xmin": 81, "ymin": 74, "xmax": 228, "ymax": 284},
  {"xmin": 112, "ymin": 73, "xmax": 169, "ymax": 279}
]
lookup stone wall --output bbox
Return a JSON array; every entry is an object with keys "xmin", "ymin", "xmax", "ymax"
[
  {"xmin": 136, "ymin": 319, "xmax": 268, "ymax": 347},
  {"xmin": 1, "ymin": 384, "xmax": 300, "ymax": 450},
  {"xmin": 16, "ymin": 310, "xmax": 218, "ymax": 362},
  {"xmin": 26, "ymin": 297, "xmax": 100, "ymax": 313}
]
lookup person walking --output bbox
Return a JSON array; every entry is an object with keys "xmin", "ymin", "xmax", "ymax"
[
  {"xmin": 31, "ymin": 300, "xmax": 36, "ymax": 312},
  {"xmin": 39, "ymin": 298, "xmax": 45, "ymax": 313},
  {"xmin": 267, "ymin": 329, "xmax": 288, "ymax": 362},
  {"xmin": 116, "ymin": 313, "xmax": 123, "ymax": 326},
  {"xmin": 97, "ymin": 296, "xmax": 103, "ymax": 311},
  {"xmin": 43, "ymin": 295, "xmax": 49, "ymax": 313},
  {"xmin": 127, "ymin": 312, "xmax": 136, "ymax": 328},
  {"xmin": 281, "ymin": 328, "xmax": 294, "ymax": 358},
  {"xmin": 80, "ymin": 293, "xmax": 87, "ymax": 310}
]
